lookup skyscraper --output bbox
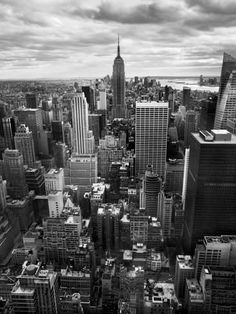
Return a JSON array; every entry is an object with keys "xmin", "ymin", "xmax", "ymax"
[
  {"xmin": 14, "ymin": 124, "xmax": 36, "ymax": 167},
  {"xmin": 135, "ymin": 101, "xmax": 169, "ymax": 178},
  {"xmin": 141, "ymin": 165, "xmax": 161, "ymax": 217},
  {"xmin": 214, "ymin": 53, "xmax": 236, "ymax": 129},
  {"xmin": 184, "ymin": 110, "xmax": 199, "ymax": 147},
  {"xmin": 3, "ymin": 149, "xmax": 28, "ymax": 199},
  {"xmin": 71, "ymin": 91, "xmax": 94, "ymax": 154},
  {"xmin": 182, "ymin": 87, "xmax": 191, "ymax": 109},
  {"xmin": 112, "ymin": 36, "xmax": 126, "ymax": 119},
  {"xmin": 183, "ymin": 130, "xmax": 236, "ymax": 253},
  {"xmin": 14, "ymin": 107, "xmax": 43, "ymax": 154}
]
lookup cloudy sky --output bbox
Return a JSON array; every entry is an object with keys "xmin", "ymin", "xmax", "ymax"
[{"xmin": 0, "ymin": 0, "xmax": 235, "ymax": 79}]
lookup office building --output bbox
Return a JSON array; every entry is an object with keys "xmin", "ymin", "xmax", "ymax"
[
  {"xmin": 11, "ymin": 262, "xmax": 58, "ymax": 314},
  {"xmin": 135, "ymin": 101, "xmax": 168, "ymax": 178},
  {"xmin": 44, "ymin": 168, "xmax": 64, "ymax": 194},
  {"xmin": 7, "ymin": 196, "xmax": 34, "ymax": 232},
  {"xmin": 182, "ymin": 87, "xmax": 191, "ymax": 109},
  {"xmin": 97, "ymin": 204, "xmax": 121, "ymax": 252},
  {"xmin": 53, "ymin": 142, "xmax": 66, "ymax": 168},
  {"xmin": 14, "ymin": 107, "xmax": 43, "ymax": 154},
  {"xmin": 64, "ymin": 154, "xmax": 97, "ymax": 197},
  {"xmin": 48, "ymin": 191, "xmax": 64, "ymax": 218},
  {"xmin": 88, "ymin": 113, "xmax": 102, "ymax": 145},
  {"xmin": 159, "ymin": 191, "xmax": 173, "ymax": 239},
  {"xmin": 174, "ymin": 255, "xmax": 194, "ymax": 299},
  {"xmin": 0, "ymin": 176, "xmax": 7, "ymax": 212},
  {"xmin": 165, "ymin": 159, "xmax": 184, "ymax": 194},
  {"xmin": 141, "ymin": 165, "xmax": 161, "ymax": 217},
  {"xmin": 98, "ymin": 90, "xmax": 107, "ymax": 110},
  {"xmin": 71, "ymin": 91, "xmax": 94, "ymax": 154},
  {"xmin": 63, "ymin": 122, "xmax": 73, "ymax": 149},
  {"xmin": 25, "ymin": 167, "xmax": 45, "ymax": 195},
  {"xmin": 184, "ymin": 279, "xmax": 204, "ymax": 313},
  {"xmin": 51, "ymin": 120, "xmax": 64, "ymax": 143},
  {"xmin": 194, "ymin": 235, "xmax": 236, "ymax": 279},
  {"xmin": 184, "ymin": 110, "xmax": 199, "ymax": 147},
  {"xmin": 130, "ymin": 209, "xmax": 148, "ymax": 244},
  {"xmin": 144, "ymin": 281, "xmax": 179, "ymax": 314},
  {"xmin": 112, "ymin": 37, "xmax": 126, "ymax": 119},
  {"xmin": 226, "ymin": 117, "xmax": 236, "ymax": 134},
  {"xmin": 214, "ymin": 53, "xmax": 236, "ymax": 129},
  {"xmin": 0, "ymin": 117, "xmax": 15, "ymax": 152},
  {"xmin": 3, "ymin": 149, "xmax": 28, "ymax": 199},
  {"xmin": 183, "ymin": 130, "xmax": 236, "ymax": 253},
  {"xmin": 200, "ymin": 265, "xmax": 236, "ymax": 313},
  {"xmin": 82, "ymin": 85, "xmax": 95, "ymax": 113},
  {"xmin": 199, "ymin": 95, "xmax": 217, "ymax": 131},
  {"xmin": 14, "ymin": 124, "xmax": 36, "ymax": 167},
  {"xmin": 25, "ymin": 92, "xmax": 37, "ymax": 108}
]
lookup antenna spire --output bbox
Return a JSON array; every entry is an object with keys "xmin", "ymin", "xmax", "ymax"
[{"xmin": 117, "ymin": 34, "xmax": 120, "ymax": 56}]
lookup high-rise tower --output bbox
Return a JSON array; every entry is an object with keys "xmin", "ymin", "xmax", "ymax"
[
  {"xmin": 71, "ymin": 91, "xmax": 94, "ymax": 155},
  {"xmin": 3, "ymin": 149, "xmax": 28, "ymax": 199},
  {"xmin": 112, "ymin": 36, "xmax": 126, "ymax": 119},
  {"xmin": 183, "ymin": 130, "xmax": 236, "ymax": 253},
  {"xmin": 135, "ymin": 101, "xmax": 169, "ymax": 178},
  {"xmin": 214, "ymin": 53, "xmax": 236, "ymax": 129},
  {"xmin": 14, "ymin": 124, "xmax": 36, "ymax": 167}
]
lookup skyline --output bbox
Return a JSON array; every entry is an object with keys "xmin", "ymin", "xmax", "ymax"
[{"xmin": 1, "ymin": 0, "xmax": 236, "ymax": 79}]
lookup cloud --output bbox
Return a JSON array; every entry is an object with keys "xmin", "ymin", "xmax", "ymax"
[{"xmin": 0, "ymin": 0, "xmax": 235, "ymax": 78}]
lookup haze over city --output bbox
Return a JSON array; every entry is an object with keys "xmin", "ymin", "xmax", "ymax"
[{"xmin": 1, "ymin": 0, "xmax": 236, "ymax": 79}]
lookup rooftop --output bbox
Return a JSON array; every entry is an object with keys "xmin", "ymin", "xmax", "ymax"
[{"xmin": 194, "ymin": 130, "xmax": 236, "ymax": 144}]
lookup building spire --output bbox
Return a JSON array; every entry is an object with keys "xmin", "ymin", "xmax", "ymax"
[{"xmin": 117, "ymin": 34, "xmax": 120, "ymax": 57}]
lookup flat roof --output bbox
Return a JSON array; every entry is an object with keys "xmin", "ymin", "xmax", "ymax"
[{"xmin": 193, "ymin": 132, "xmax": 236, "ymax": 144}]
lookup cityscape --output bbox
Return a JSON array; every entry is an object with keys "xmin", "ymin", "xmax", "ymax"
[{"xmin": 1, "ymin": 1, "xmax": 236, "ymax": 314}]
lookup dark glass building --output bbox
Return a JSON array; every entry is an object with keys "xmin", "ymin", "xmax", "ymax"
[{"xmin": 183, "ymin": 129, "xmax": 236, "ymax": 253}]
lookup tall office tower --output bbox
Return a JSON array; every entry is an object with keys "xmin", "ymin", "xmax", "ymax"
[
  {"xmin": 52, "ymin": 121, "xmax": 64, "ymax": 142},
  {"xmin": 88, "ymin": 113, "xmax": 102, "ymax": 145},
  {"xmin": 214, "ymin": 53, "xmax": 236, "ymax": 129},
  {"xmin": 25, "ymin": 92, "xmax": 37, "ymax": 108},
  {"xmin": 112, "ymin": 37, "xmax": 126, "ymax": 119},
  {"xmin": 44, "ymin": 168, "xmax": 64, "ymax": 194},
  {"xmin": 159, "ymin": 191, "xmax": 173, "ymax": 239},
  {"xmin": 174, "ymin": 255, "xmax": 194, "ymax": 299},
  {"xmin": 54, "ymin": 142, "xmax": 66, "ymax": 168},
  {"xmin": 48, "ymin": 191, "xmax": 64, "ymax": 218},
  {"xmin": 184, "ymin": 110, "xmax": 199, "ymax": 147},
  {"xmin": 63, "ymin": 122, "xmax": 73, "ymax": 149},
  {"xmin": 183, "ymin": 130, "xmax": 236, "ymax": 253},
  {"xmin": 130, "ymin": 209, "xmax": 149, "ymax": 244},
  {"xmin": 199, "ymin": 95, "xmax": 217, "ymax": 131},
  {"xmin": 52, "ymin": 100, "xmax": 63, "ymax": 121},
  {"xmin": 71, "ymin": 92, "xmax": 94, "ymax": 154},
  {"xmin": 200, "ymin": 265, "xmax": 236, "ymax": 312},
  {"xmin": 182, "ymin": 147, "xmax": 190, "ymax": 209},
  {"xmin": 82, "ymin": 85, "xmax": 95, "ymax": 112},
  {"xmin": 194, "ymin": 235, "xmax": 236, "ymax": 280},
  {"xmin": 183, "ymin": 86, "xmax": 191, "ymax": 109},
  {"xmin": 14, "ymin": 107, "xmax": 43, "ymax": 154},
  {"xmin": 14, "ymin": 124, "xmax": 36, "ymax": 167},
  {"xmin": 165, "ymin": 159, "xmax": 184, "ymax": 194},
  {"xmin": 1, "ymin": 117, "xmax": 15, "ymax": 150},
  {"xmin": 97, "ymin": 204, "xmax": 121, "ymax": 252},
  {"xmin": 141, "ymin": 165, "xmax": 161, "ymax": 217},
  {"xmin": 135, "ymin": 102, "xmax": 169, "ymax": 178},
  {"xmin": 98, "ymin": 90, "xmax": 107, "ymax": 110},
  {"xmin": 11, "ymin": 262, "xmax": 58, "ymax": 314},
  {"xmin": 0, "ymin": 176, "xmax": 7, "ymax": 212},
  {"xmin": 25, "ymin": 168, "xmax": 45, "ymax": 195},
  {"xmin": 3, "ymin": 149, "xmax": 28, "ymax": 199},
  {"xmin": 64, "ymin": 154, "xmax": 97, "ymax": 198}
]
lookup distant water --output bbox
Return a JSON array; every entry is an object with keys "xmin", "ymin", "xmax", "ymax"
[{"xmin": 152, "ymin": 77, "xmax": 219, "ymax": 93}]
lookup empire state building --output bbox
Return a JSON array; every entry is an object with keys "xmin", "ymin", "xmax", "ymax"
[{"xmin": 112, "ymin": 37, "xmax": 126, "ymax": 119}]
